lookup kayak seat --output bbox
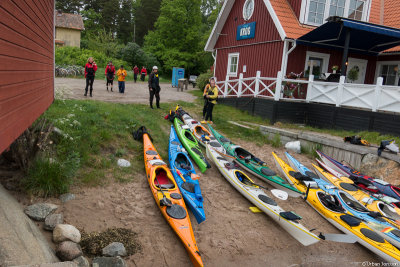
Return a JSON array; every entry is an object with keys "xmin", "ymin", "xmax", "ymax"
[
  {"xmin": 146, "ymin": 150, "xmax": 158, "ymax": 155},
  {"xmin": 305, "ymin": 171, "xmax": 319, "ymax": 179},
  {"xmin": 290, "ymin": 171, "xmax": 314, "ymax": 181},
  {"xmin": 192, "ymin": 147, "xmax": 202, "ymax": 156},
  {"xmin": 318, "ymin": 192, "xmax": 345, "ymax": 213},
  {"xmin": 209, "ymin": 141, "xmax": 222, "ymax": 148},
  {"xmin": 261, "ymin": 168, "xmax": 276, "ymax": 176},
  {"xmin": 340, "ymin": 215, "xmax": 362, "ymax": 227},
  {"xmin": 220, "ymin": 138, "xmax": 230, "ymax": 143},
  {"xmin": 155, "ymin": 169, "xmax": 174, "ymax": 189},
  {"xmin": 340, "ymin": 182, "xmax": 358, "ymax": 192},
  {"xmin": 258, "ymin": 194, "xmax": 277, "ymax": 206},
  {"xmin": 235, "ymin": 171, "xmax": 253, "ymax": 186},
  {"xmin": 170, "ymin": 193, "xmax": 182, "ymax": 199},
  {"xmin": 280, "ymin": 211, "xmax": 302, "ymax": 221}
]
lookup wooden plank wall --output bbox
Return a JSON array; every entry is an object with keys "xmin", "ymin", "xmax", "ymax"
[{"xmin": 0, "ymin": 0, "xmax": 54, "ymax": 153}]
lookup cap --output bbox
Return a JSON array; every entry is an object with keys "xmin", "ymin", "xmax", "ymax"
[{"xmin": 153, "ymin": 66, "xmax": 158, "ymax": 70}]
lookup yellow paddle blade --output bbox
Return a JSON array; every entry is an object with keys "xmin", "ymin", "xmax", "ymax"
[{"xmin": 249, "ymin": 207, "xmax": 263, "ymax": 213}]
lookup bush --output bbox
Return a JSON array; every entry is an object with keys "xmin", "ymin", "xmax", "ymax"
[
  {"xmin": 55, "ymin": 47, "xmax": 129, "ymax": 69},
  {"xmin": 120, "ymin": 42, "xmax": 160, "ymax": 73},
  {"xmin": 196, "ymin": 69, "xmax": 213, "ymax": 91},
  {"xmin": 24, "ymin": 152, "xmax": 80, "ymax": 197}
]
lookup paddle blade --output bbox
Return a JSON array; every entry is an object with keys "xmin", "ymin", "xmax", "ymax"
[
  {"xmin": 271, "ymin": 189, "xmax": 288, "ymax": 201},
  {"xmin": 319, "ymin": 233, "xmax": 358, "ymax": 243},
  {"xmin": 249, "ymin": 207, "xmax": 263, "ymax": 213},
  {"xmin": 191, "ymin": 173, "xmax": 200, "ymax": 180}
]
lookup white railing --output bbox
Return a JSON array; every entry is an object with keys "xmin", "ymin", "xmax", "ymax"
[{"xmin": 216, "ymin": 71, "xmax": 400, "ymax": 114}]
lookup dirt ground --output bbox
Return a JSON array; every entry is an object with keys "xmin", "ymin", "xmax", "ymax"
[
  {"xmin": 55, "ymin": 78, "xmax": 197, "ymax": 104},
  {"xmin": 11, "ymin": 142, "xmax": 379, "ymax": 267}
]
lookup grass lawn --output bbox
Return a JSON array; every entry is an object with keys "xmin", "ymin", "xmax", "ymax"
[
  {"xmin": 26, "ymin": 89, "xmax": 399, "ymax": 196},
  {"xmin": 63, "ymin": 67, "xmax": 172, "ymax": 83}
]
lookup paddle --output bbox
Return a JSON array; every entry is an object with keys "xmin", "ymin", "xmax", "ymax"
[
  {"xmin": 154, "ymin": 175, "xmax": 172, "ymax": 207},
  {"xmin": 175, "ymin": 168, "xmax": 187, "ymax": 182}
]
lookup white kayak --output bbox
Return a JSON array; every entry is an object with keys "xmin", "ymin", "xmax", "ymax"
[{"xmin": 205, "ymin": 142, "xmax": 320, "ymax": 246}]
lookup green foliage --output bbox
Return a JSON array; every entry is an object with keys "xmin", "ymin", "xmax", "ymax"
[
  {"xmin": 347, "ymin": 67, "xmax": 359, "ymax": 82},
  {"xmin": 56, "ymin": 0, "xmax": 82, "ymax": 14},
  {"xmin": 144, "ymin": 0, "xmax": 203, "ymax": 75},
  {"xmin": 197, "ymin": 69, "xmax": 213, "ymax": 90},
  {"xmin": 118, "ymin": 0, "xmax": 135, "ymax": 44},
  {"xmin": 271, "ymin": 134, "xmax": 282, "ymax": 148},
  {"xmin": 25, "ymin": 153, "xmax": 80, "ymax": 197},
  {"xmin": 55, "ymin": 46, "xmax": 129, "ymax": 68},
  {"xmin": 120, "ymin": 43, "xmax": 160, "ymax": 71},
  {"xmin": 134, "ymin": 0, "xmax": 162, "ymax": 46},
  {"xmin": 301, "ymin": 143, "xmax": 323, "ymax": 158},
  {"xmin": 85, "ymin": 29, "xmax": 124, "ymax": 58}
]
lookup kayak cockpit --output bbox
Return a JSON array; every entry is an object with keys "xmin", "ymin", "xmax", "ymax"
[
  {"xmin": 175, "ymin": 153, "xmax": 192, "ymax": 171},
  {"xmin": 184, "ymin": 130, "xmax": 197, "ymax": 143},
  {"xmin": 235, "ymin": 148, "xmax": 264, "ymax": 165},
  {"xmin": 338, "ymin": 191, "xmax": 369, "ymax": 213},
  {"xmin": 317, "ymin": 192, "xmax": 346, "ymax": 213},
  {"xmin": 234, "ymin": 170, "xmax": 256, "ymax": 187},
  {"xmin": 154, "ymin": 168, "xmax": 176, "ymax": 190},
  {"xmin": 378, "ymin": 202, "xmax": 400, "ymax": 221}
]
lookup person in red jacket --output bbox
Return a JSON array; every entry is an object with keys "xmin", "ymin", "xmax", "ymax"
[
  {"xmin": 105, "ymin": 61, "xmax": 115, "ymax": 92},
  {"xmin": 84, "ymin": 57, "xmax": 98, "ymax": 97},
  {"xmin": 132, "ymin": 65, "xmax": 139, "ymax": 83},
  {"xmin": 140, "ymin": 66, "xmax": 147, "ymax": 81}
]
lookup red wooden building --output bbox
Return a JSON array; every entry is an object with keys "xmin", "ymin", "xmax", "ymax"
[
  {"xmin": 206, "ymin": 0, "xmax": 400, "ymax": 86},
  {"xmin": 0, "ymin": 0, "xmax": 55, "ymax": 153}
]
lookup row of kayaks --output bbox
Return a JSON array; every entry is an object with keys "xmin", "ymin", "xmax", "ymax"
[{"xmin": 133, "ymin": 106, "xmax": 400, "ymax": 265}]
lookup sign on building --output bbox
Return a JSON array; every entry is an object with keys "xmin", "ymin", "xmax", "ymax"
[{"xmin": 237, "ymin": 22, "xmax": 256, "ymax": 40}]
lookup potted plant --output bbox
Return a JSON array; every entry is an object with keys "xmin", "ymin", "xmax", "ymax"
[
  {"xmin": 332, "ymin": 65, "xmax": 339, "ymax": 74},
  {"xmin": 347, "ymin": 66, "xmax": 359, "ymax": 83}
]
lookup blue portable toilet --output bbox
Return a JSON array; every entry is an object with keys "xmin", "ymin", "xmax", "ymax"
[{"xmin": 172, "ymin": 67, "xmax": 185, "ymax": 87}]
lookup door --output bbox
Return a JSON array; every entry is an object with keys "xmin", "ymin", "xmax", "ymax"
[{"xmin": 346, "ymin": 58, "xmax": 367, "ymax": 84}]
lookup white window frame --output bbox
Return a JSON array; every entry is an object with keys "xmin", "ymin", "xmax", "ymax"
[
  {"xmin": 304, "ymin": 51, "xmax": 330, "ymax": 77},
  {"xmin": 299, "ymin": 0, "xmax": 371, "ymax": 26},
  {"xmin": 375, "ymin": 61, "xmax": 400, "ymax": 85},
  {"xmin": 243, "ymin": 0, "xmax": 255, "ymax": 21},
  {"xmin": 227, "ymin": 53, "xmax": 240, "ymax": 77}
]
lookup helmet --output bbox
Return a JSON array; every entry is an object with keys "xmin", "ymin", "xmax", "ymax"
[{"xmin": 153, "ymin": 66, "xmax": 158, "ymax": 70}]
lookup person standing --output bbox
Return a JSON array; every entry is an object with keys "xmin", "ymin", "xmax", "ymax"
[
  {"xmin": 204, "ymin": 78, "xmax": 218, "ymax": 123},
  {"xmin": 140, "ymin": 66, "xmax": 147, "ymax": 81},
  {"xmin": 117, "ymin": 65, "xmax": 127, "ymax": 94},
  {"xmin": 105, "ymin": 61, "xmax": 115, "ymax": 92},
  {"xmin": 84, "ymin": 57, "xmax": 97, "ymax": 97},
  {"xmin": 133, "ymin": 65, "xmax": 139, "ymax": 83},
  {"xmin": 202, "ymin": 79, "xmax": 211, "ymax": 120},
  {"xmin": 148, "ymin": 66, "xmax": 161, "ymax": 109}
]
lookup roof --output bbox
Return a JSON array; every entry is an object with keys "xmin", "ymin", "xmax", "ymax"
[
  {"xmin": 55, "ymin": 11, "xmax": 84, "ymax": 31},
  {"xmin": 205, "ymin": 0, "xmax": 400, "ymax": 53}
]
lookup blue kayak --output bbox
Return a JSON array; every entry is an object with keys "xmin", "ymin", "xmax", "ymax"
[
  {"xmin": 168, "ymin": 125, "xmax": 206, "ymax": 224},
  {"xmin": 285, "ymin": 152, "xmax": 400, "ymax": 248}
]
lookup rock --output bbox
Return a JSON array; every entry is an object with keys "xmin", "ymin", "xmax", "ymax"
[
  {"xmin": 15, "ymin": 263, "xmax": 78, "ymax": 267},
  {"xmin": 117, "ymin": 159, "xmax": 131, "ymax": 167},
  {"xmin": 44, "ymin": 213, "xmax": 64, "ymax": 231},
  {"xmin": 361, "ymin": 153, "xmax": 379, "ymax": 166},
  {"xmin": 60, "ymin": 193, "xmax": 76, "ymax": 203},
  {"xmin": 53, "ymin": 224, "xmax": 81, "ymax": 243},
  {"xmin": 92, "ymin": 256, "xmax": 127, "ymax": 267},
  {"xmin": 72, "ymin": 255, "xmax": 90, "ymax": 267},
  {"xmin": 102, "ymin": 242, "xmax": 127, "ymax": 257},
  {"xmin": 56, "ymin": 241, "xmax": 83, "ymax": 261},
  {"xmin": 24, "ymin": 203, "xmax": 58, "ymax": 221}
]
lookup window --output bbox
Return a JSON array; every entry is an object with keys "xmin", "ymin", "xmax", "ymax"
[
  {"xmin": 301, "ymin": 0, "xmax": 370, "ymax": 26},
  {"xmin": 304, "ymin": 51, "xmax": 330, "ymax": 79},
  {"xmin": 227, "ymin": 53, "xmax": 239, "ymax": 76},
  {"xmin": 375, "ymin": 61, "xmax": 400, "ymax": 86},
  {"xmin": 243, "ymin": 0, "xmax": 255, "ymax": 21}
]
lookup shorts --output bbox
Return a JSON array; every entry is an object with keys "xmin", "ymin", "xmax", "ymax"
[{"xmin": 106, "ymin": 79, "xmax": 113, "ymax": 85}]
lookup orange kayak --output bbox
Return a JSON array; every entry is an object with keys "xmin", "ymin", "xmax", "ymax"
[{"xmin": 134, "ymin": 127, "xmax": 203, "ymax": 267}]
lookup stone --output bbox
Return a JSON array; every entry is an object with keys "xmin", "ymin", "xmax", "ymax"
[
  {"xmin": 361, "ymin": 153, "xmax": 379, "ymax": 166},
  {"xmin": 72, "ymin": 255, "xmax": 90, "ymax": 267},
  {"xmin": 60, "ymin": 193, "xmax": 76, "ymax": 203},
  {"xmin": 56, "ymin": 241, "xmax": 83, "ymax": 261},
  {"xmin": 92, "ymin": 256, "xmax": 127, "ymax": 267},
  {"xmin": 24, "ymin": 203, "xmax": 58, "ymax": 221},
  {"xmin": 53, "ymin": 224, "xmax": 81, "ymax": 243},
  {"xmin": 117, "ymin": 159, "xmax": 131, "ymax": 167},
  {"xmin": 44, "ymin": 213, "xmax": 64, "ymax": 231},
  {"xmin": 14, "ymin": 263, "xmax": 77, "ymax": 267},
  {"xmin": 102, "ymin": 242, "xmax": 127, "ymax": 257}
]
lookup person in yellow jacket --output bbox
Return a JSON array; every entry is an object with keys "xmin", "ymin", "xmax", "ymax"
[
  {"xmin": 204, "ymin": 78, "xmax": 219, "ymax": 123},
  {"xmin": 116, "ymin": 65, "xmax": 127, "ymax": 94},
  {"xmin": 202, "ymin": 80, "xmax": 211, "ymax": 120}
]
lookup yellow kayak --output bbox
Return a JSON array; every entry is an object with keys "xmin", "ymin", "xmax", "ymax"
[
  {"xmin": 314, "ymin": 161, "xmax": 400, "ymax": 228},
  {"xmin": 272, "ymin": 152, "xmax": 400, "ymax": 263}
]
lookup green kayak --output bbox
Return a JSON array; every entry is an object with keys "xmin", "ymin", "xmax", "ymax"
[
  {"xmin": 174, "ymin": 118, "xmax": 211, "ymax": 173},
  {"xmin": 208, "ymin": 125, "xmax": 302, "ymax": 197}
]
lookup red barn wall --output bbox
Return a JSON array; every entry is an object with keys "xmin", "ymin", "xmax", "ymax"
[
  {"xmin": 214, "ymin": 0, "xmax": 284, "ymax": 82},
  {"xmin": 0, "ymin": 0, "xmax": 55, "ymax": 153}
]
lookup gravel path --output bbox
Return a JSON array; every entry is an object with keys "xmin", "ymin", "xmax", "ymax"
[{"xmin": 55, "ymin": 78, "xmax": 197, "ymax": 104}]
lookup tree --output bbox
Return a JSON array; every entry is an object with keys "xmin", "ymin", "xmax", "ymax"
[
  {"xmin": 144, "ymin": 0, "xmax": 202, "ymax": 75},
  {"xmin": 117, "ymin": 0, "xmax": 134, "ymax": 44},
  {"xmin": 120, "ymin": 42, "xmax": 160, "ymax": 71},
  {"xmin": 134, "ymin": 0, "xmax": 162, "ymax": 46},
  {"xmin": 55, "ymin": 0, "xmax": 82, "ymax": 14}
]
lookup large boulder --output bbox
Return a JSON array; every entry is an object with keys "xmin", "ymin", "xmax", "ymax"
[
  {"xmin": 92, "ymin": 256, "xmax": 127, "ymax": 267},
  {"xmin": 24, "ymin": 203, "xmax": 58, "ymax": 221},
  {"xmin": 56, "ymin": 241, "xmax": 83, "ymax": 261},
  {"xmin": 102, "ymin": 242, "xmax": 127, "ymax": 257},
  {"xmin": 0, "ymin": 184, "xmax": 58, "ymax": 266},
  {"xmin": 53, "ymin": 224, "xmax": 81, "ymax": 243},
  {"xmin": 44, "ymin": 213, "xmax": 64, "ymax": 231}
]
